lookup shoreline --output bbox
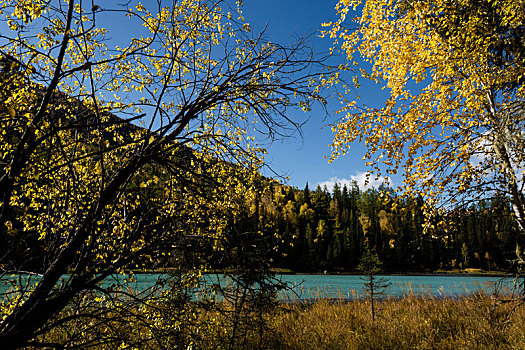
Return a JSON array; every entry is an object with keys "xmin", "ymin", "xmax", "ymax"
[{"xmin": 127, "ymin": 268, "xmax": 512, "ymax": 278}]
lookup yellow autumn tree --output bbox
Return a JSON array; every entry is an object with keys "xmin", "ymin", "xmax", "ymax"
[
  {"xmin": 0, "ymin": 0, "xmax": 331, "ymax": 348},
  {"xmin": 326, "ymin": 0, "xmax": 525, "ymax": 256}
]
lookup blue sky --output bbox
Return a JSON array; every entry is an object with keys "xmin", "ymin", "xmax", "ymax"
[
  {"xmin": 242, "ymin": 0, "xmax": 394, "ymax": 191},
  {"xmin": 94, "ymin": 0, "xmax": 376, "ymax": 191},
  {"xmin": 0, "ymin": 0, "xmax": 395, "ymax": 192}
]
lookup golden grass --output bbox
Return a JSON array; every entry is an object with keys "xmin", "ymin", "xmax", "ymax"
[
  {"xmin": 267, "ymin": 288, "xmax": 525, "ymax": 350},
  {"xmin": 35, "ymin": 285, "xmax": 525, "ymax": 349}
]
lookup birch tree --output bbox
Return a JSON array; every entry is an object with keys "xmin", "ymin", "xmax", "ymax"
[{"xmin": 325, "ymin": 0, "xmax": 525, "ymax": 260}]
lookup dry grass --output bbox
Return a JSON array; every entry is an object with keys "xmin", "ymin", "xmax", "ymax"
[
  {"xmin": 35, "ymin": 285, "xmax": 525, "ymax": 349},
  {"xmin": 266, "ymin": 287, "xmax": 525, "ymax": 350}
]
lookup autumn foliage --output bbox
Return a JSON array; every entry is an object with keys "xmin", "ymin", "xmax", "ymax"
[
  {"xmin": 0, "ymin": 0, "xmax": 333, "ymax": 348},
  {"xmin": 325, "ymin": 0, "xmax": 525, "ymax": 243}
]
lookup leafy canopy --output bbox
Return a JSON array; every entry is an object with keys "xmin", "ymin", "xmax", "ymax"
[
  {"xmin": 0, "ymin": 0, "xmax": 332, "ymax": 348},
  {"xmin": 325, "ymin": 0, "xmax": 525, "ymax": 232}
]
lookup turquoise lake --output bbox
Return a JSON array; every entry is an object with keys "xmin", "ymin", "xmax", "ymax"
[
  {"xmin": 1, "ymin": 274, "xmax": 518, "ymax": 300},
  {"xmin": 274, "ymin": 274, "xmax": 514, "ymax": 300}
]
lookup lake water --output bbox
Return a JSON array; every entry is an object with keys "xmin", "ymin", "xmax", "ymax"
[
  {"xmin": 1, "ymin": 273, "xmax": 518, "ymax": 301},
  {"xmin": 275, "ymin": 274, "xmax": 514, "ymax": 300}
]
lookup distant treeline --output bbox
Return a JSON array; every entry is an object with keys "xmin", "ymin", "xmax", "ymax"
[
  {"xmin": 240, "ymin": 182, "xmax": 519, "ymax": 272},
  {"xmin": 4, "ymin": 175, "xmax": 518, "ymax": 274}
]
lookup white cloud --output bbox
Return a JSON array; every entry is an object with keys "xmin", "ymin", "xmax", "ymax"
[{"xmin": 316, "ymin": 172, "xmax": 393, "ymax": 193}]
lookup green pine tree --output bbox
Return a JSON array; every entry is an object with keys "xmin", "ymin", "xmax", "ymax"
[{"xmin": 357, "ymin": 245, "xmax": 391, "ymax": 322}]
